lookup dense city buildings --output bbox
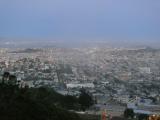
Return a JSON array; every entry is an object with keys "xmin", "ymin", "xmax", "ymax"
[{"xmin": 0, "ymin": 46, "xmax": 160, "ymax": 116}]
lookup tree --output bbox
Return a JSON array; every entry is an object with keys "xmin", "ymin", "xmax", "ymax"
[
  {"xmin": 8, "ymin": 75, "xmax": 17, "ymax": 85},
  {"xmin": 0, "ymin": 72, "xmax": 82, "ymax": 120},
  {"xmin": 1, "ymin": 72, "xmax": 17, "ymax": 85},
  {"xmin": 0, "ymin": 84, "xmax": 81, "ymax": 120},
  {"xmin": 2, "ymin": 72, "xmax": 10, "ymax": 83},
  {"xmin": 62, "ymin": 95, "xmax": 80, "ymax": 110},
  {"xmin": 124, "ymin": 108, "xmax": 135, "ymax": 119},
  {"xmin": 78, "ymin": 88, "xmax": 94, "ymax": 111}
]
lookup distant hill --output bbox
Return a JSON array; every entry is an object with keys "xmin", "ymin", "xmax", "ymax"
[{"xmin": 10, "ymin": 48, "xmax": 42, "ymax": 53}]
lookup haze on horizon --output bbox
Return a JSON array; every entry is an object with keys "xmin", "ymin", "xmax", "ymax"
[{"xmin": 0, "ymin": 0, "xmax": 160, "ymax": 43}]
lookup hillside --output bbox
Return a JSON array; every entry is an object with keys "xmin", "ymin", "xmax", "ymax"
[{"xmin": 0, "ymin": 83, "xmax": 81, "ymax": 120}]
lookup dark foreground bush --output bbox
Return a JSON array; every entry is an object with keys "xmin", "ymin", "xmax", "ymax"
[{"xmin": 0, "ymin": 83, "xmax": 81, "ymax": 120}]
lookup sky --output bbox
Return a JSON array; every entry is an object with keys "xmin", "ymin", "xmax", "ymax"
[{"xmin": 0, "ymin": 0, "xmax": 160, "ymax": 42}]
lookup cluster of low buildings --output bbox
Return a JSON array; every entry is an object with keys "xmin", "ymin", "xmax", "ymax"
[
  {"xmin": 127, "ymin": 97, "xmax": 160, "ymax": 116},
  {"xmin": 0, "ymin": 47, "xmax": 160, "ymax": 115}
]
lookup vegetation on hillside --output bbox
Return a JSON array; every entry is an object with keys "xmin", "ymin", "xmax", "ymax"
[
  {"xmin": 0, "ymin": 72, "xmax": 94, "ymax": 120},
  {"xmin": 0, "ymin": 84, "xmax": 81, "ymax": 120}
]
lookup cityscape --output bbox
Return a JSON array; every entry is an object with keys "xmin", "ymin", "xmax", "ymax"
[
  {"xmin": 0, "ymin": 0, "xmax": 160, "ymax": 119},
  {"xmin": 0, "ymin": 44, "xmax": 160, "ymax": 119}
]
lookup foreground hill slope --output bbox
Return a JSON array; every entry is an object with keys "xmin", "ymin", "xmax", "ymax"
[{"xmin": 0, "ymin": 83, "xmax": 81, "ymax": 120}]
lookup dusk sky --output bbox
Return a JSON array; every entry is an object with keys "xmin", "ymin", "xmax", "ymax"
[{"xmin": 0, "ymin": 0, "xmax": 160, "ymax": 41}]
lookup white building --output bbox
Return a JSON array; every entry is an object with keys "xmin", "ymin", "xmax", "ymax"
[
  {"xmin": 66, "ymin": 83, "xmax": 95, "ymax": 89},
  {"xmin": 139, "ymin": 67, "xmax": 151, "ymax": 74}
]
